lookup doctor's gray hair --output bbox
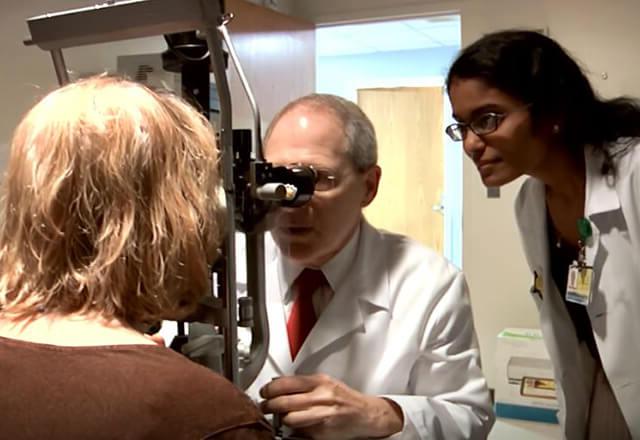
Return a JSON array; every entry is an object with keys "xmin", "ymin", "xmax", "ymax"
[{"xmin": 265, "ymin": 93, "xmax": 378, "ymax": 172}]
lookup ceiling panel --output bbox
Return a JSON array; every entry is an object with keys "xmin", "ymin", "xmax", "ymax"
[{"xmin": 317, "ymin": 15, "xmax": 460, "ymax": 57}]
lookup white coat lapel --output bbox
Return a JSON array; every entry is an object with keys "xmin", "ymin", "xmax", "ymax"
[
  {"xmin": 292, "ymin": 275, "xmax": 366, "ymax": 369},
  {"xmin": 515, "ymin": 179, "xmax": 591, "ymax": 438},
  {"xmin": 614, "ymin": 145, "xmax": 640, "ymax": 269},
  {"xmin": 264, "ymin": 238, "xmax": 293, "ymax": 375},
  {"xmin": 583, "ymin": 147, "xmax": 619, "ymax": 318},
  {"xmin": 293, "ymin": 221, "xmax": 391, "ymax": 370},
  {"xmin": 515, "ymin": 178, "xmax": 548, "ymax": 286}
]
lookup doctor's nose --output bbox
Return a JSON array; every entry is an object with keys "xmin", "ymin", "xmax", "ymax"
[{"xmin": 275, "ymin": 202, "xmax": 312, "ymax": 221}]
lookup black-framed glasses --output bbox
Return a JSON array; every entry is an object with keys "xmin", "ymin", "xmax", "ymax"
[
  {"xmin": 309, "ymin": 166, "xmax": 338, "ymax": 192},
  {"xmin": 287, "ymin": 164, "xmax": 338, "ymax": 192},
  {"xmin": 445, "ymin": 104, "xmax": 532, "ymax": 142},
  {"xmin": 445, "ymin": 113, "xmax": 506, "ymax": 141}
]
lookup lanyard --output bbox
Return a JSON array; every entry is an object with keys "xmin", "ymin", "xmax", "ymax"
[{"xmin": 577, "ymin": 217, "xmax": 592, "ymax": 267}]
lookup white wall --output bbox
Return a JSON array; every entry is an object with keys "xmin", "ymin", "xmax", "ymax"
[{"xmin": 294, "ymin": 0, "xmax": 640, "ymax": 387}]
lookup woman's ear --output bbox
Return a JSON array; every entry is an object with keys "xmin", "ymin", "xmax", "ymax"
[{"xmin": 537, "ymin": 111, "xmax": 564, "ymax": 137}]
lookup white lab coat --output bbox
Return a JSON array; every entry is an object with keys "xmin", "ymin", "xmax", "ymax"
[
  {"xmin": 515, "ymin": 141, "xmax": 640, "ymax": 439},
  {"xmin": 247, "ymin": 220, "xmax": 494, "ymax": 439}
]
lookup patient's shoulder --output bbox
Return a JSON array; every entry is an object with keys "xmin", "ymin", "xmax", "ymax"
[{"xmin": 122, "ymin": 347, "xmax": 271, "ymax": 437}]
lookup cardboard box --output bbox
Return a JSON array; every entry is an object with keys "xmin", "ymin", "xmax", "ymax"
[{"xmin": 495, "ymin": 328, "xmax": 559, "ymax": 424}]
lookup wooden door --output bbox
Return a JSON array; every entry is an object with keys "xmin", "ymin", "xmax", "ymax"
[{"xmin": 358, "ymin": 87, "xmax": 444, "ymax": 253}]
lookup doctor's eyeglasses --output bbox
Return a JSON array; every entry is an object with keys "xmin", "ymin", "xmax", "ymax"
[
  {"xmin": 311, "ymin": 167, "xmax": 338, "ymax": 191},
  {"xmin": 287, "ymin": 164, "xmax": 338, "ymax": 192}
]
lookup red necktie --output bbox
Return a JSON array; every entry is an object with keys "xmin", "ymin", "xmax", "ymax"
[{"xmin": 286, "ymin": 269, "xmax": 327, "ymax": 360}]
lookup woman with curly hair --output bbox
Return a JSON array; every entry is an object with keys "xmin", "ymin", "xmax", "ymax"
[{"xmin": 0, "ymin": 76, "xmax": 272, "ymax": 439}]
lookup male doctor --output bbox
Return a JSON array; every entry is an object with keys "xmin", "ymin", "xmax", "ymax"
[{"xmin": 249, "ymin": 93, "xmax": 494, "ymax": 439}]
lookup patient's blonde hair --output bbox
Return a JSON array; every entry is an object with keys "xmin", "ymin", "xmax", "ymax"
[{"xmin": 0, "ymin": 76, "xmax": 222, "ymax": 326}]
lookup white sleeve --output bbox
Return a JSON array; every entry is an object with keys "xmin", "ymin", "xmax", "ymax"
[{"xmin": 382, "ymin": 272, "xmax": 495, "ymax": 439}]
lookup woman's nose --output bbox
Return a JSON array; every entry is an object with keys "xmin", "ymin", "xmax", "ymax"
[{"xmin": 462, "ymin": 130, "xmax": 486, "ymax": 160}]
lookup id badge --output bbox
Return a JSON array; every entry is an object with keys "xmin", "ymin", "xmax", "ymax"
[{"xmin": 565, "ymin": 263, "xmax": 594, "ymax": 306}]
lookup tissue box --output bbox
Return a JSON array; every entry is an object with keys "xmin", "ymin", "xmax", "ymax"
[{"xmin": 495, "ymin": 328, "xmax": 559, "ymax": 424}]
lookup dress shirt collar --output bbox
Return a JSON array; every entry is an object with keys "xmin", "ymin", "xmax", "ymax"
[{"xmin": 278, "ymin": 222, "xmax": 362, "ymax": 304}]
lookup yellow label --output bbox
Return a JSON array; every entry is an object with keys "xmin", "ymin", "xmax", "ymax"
[{"xmin": 520, "ymin": 376, "xmax": 557, "ymax": 400}]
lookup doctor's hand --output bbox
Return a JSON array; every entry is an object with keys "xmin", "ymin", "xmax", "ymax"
[{"xmin": 259, "ymin": 373, "xmax": 403, "ymax": 440}]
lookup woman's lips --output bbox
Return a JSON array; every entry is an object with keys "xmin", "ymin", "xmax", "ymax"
[{"xmin": 476, "ymin": 158, "xmax": 501, "ymax": 175}]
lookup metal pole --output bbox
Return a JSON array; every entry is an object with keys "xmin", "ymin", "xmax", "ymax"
[
  {"xmin": 218, "ymin": 17, "xmax": 263, "ymax": 161},
  {"xmin": 201, "ymin": 0, "xmax": 239, "ymax": 385},
  {"xmin": 50, "ymin": 49, "xmax": 70, "ymax": 85}
]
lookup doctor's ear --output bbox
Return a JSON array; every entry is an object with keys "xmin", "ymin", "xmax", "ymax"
[{"xmin": 361, "ymin": 165, "xmax": 381, "ymax": 207}]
